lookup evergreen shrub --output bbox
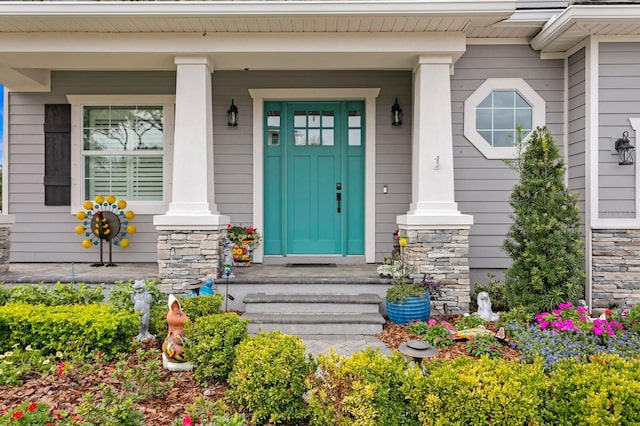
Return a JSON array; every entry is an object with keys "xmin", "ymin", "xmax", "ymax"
[
  {"xmin": 227, "ymin": 331, "xmax": 312, "ymax": 425},
  {"xmin": 503, "ymin": 126, "xmax": 585, "ymax": 313},
  {"xmin": 307, "ymin": 348, "xmax": 418, "ymax": 426},
  {"xmin": 0, "ymin": 303, "xmax": 138, "ymax": 359},
  {"xmin": 183, "ymin": 312, "xmax": 248, "ymax": 384},
  {"xmin": 403, "ymin": 356, "xmax": 547, "ymax": 425}
]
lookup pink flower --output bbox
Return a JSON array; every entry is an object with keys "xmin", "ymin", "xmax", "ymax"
[
  {"xmin": 558, "ymin": 302, "xmax": 573, "ymax": 310},
  {"xmin": 592, "ymin": 327, "xmax": 603, "ymax": 336},
  {"xmin": 183, "ymin": 415, "xmax": 194, "ymax": 426},
  {"xmin": 539, "ymin": 320, "xmax": 549, "ymax": 329},
  {"xmin": 577, "ymin": 306, "xmax": 588, "ymax": 314},
  {"xmin": 580, "ymin": 316, "xmax": 588, "ymax": 322},
  {"xmin": 427, "ymin": 319, "xmax": 437, "ymax": 327},
  {"xmin": 552, "ymin": 309, "xmax": 562, "ymax": 315}
]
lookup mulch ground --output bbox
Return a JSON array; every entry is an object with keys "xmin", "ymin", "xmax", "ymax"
[{"xmin": 0, "ymin": 320, "xmax": 519, "ymax": 424}]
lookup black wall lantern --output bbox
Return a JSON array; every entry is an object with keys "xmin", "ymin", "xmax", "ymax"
[
  {"xmin": 227, "ymin": 99, "xmax": 238, "ymax": 127},
  {"xmin": 615, "ymin": 131, "xmax": 635, "ymax": 166},
  {"xmin": 391, "ymin": 98, "xmax": 402, "ymax": 126}
]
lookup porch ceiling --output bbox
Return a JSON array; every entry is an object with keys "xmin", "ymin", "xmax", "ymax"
[{"xmin": 0, "ymin": 0, "xmax": 543, "ymax": 91}]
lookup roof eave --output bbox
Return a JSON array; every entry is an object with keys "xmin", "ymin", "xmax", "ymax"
[{"xmin": 531, "ymin": 4, "xmax": 640, "ymax": 52}]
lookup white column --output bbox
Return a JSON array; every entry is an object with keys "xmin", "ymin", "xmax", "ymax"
[
  {"xmin": 397, "ymin": 55, "xmax": 472, "ymax": 227},
  {"xmin": 155, "ymin": 56, "xmax": 228, "ymax": 227}
]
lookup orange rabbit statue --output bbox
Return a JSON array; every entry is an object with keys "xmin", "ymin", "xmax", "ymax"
[{"xmin": 161, "ymin": 294, "xmax": 193, "ymax": 372}]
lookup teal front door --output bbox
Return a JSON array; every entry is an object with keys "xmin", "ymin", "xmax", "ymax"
[{"xmin": 263, "ymin": 101, "xmax": 364, "ymax": 256}]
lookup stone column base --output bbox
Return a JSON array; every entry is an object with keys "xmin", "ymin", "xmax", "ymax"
[
  {"xmin": 0, "ymin": 216, "xmax": 15, "ymax": 273},
  {"xmin": 592, "ymin": 228, "xmax": 640, "ymax": 311},
  {"xmin": 157, "ymin": 229, "xmax": 225, "ymax": 293},
  {"xmin": 400, "ymin": 226, "xmax": 471, "ymax": 315}
]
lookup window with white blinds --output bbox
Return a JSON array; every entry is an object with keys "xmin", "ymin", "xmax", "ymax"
[{"xmin": 82, "ymin": 105, "xmax": 165, "ymax": 201}]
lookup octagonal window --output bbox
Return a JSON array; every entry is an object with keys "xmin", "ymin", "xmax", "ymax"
[{"xmin": 465, "ymin": 78, "xmax": 545, "ymax": 159}]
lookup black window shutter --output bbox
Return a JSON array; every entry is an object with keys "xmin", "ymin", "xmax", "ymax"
[{"xmin": 44, "ymin": 104, "xmax": 71, "ymax": 206}]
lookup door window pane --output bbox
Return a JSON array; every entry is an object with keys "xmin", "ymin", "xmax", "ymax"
[
  {"xmin": 348, "ymin": 129, "xmax": 361, "ymax": 146},
  {"xmin": 348, "ymin": 111, "xmax": 361, "ymax": 127},
  {"xmin": 294, "ymin": 111, "xmax": 306, "ymax": 127},
  {"xmin": 322, "ymin": 129, "xmax": 334, "ymax": 146},
  {"xmin": 308, "ymin": 129, "xmax": 321, "ymax": 145},
  {"xmin": 322, "ymin": 111, "xmax": 334, "ymax": 127},
  {"xmin": 294, "ymin": 129, "xmax": 306, "ymax": 145},
  {"xmin": 308, "ymin": 111, "xmax": 321, "ymax": 128},
  {"xmin": 267, "ymin": 111, "xmax": 281, "ymax": 128}
]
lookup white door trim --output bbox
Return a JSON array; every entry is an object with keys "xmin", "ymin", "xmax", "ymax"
[{"xmin": 248, "ymin": 88, "xmax": 381, "ymax": 263}]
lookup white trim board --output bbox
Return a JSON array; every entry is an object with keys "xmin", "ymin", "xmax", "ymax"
[{"xmin": 248, "ymin": 88, "xmax": 380, "ymax": 264}]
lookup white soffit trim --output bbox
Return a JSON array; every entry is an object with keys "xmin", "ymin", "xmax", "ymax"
[
  {"xmin": 0, "ymin": 1, "xmax": 517, "ymax": 17},
  {"xmin": 531, "ymin": 5, "xmax": 640, "ymax": 52}
]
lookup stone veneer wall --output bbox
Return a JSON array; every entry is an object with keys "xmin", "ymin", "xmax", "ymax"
[
  {"xmin": 402, "ymin": 227, "xmax": 471, "ymax": 315},
  {"xmin": 592, "ymin": 228, "xmax": 640, "ymax": 310},
  {"xmin": 157, "ymin": 229, "xmax": 225, "ymax": 293},
  {"xmin": 0, "ymin": 227, "xmax": 10, "ymax": 273}
]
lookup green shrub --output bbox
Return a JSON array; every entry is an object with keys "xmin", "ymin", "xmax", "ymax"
[
  {"xmin": 403, "ymin": 357, "xmax": 547, "ymax": 425},
  {"xmin": 172, "ymin": 397, "xmax": 247, "ymax": 426},
  {"xmin": 503, "ymin": 126, "xmax": 585, "ymax": 313},
  {"xmin": 466, "ymin": 334, "xmax": 502, "ymax": 359},
  {"xmin": 113, "ymin": 347, "xmax": 175, "ymax": 402},
  {"xmin": 75, "ymin": 384, "xmax": 145, "ymax": 426},
  {"xmin": 499, "ymin": 305, "xmax": 534, "ymax": 329},
  {"xmin": 184, "ymin": 313, "xmax": 248, "ymax": 384},
  {"xmin": 0, "ymin": 345, "xmax": 57, "ymax": 385},
  {"xmin": 543, "ymin": 354, "xmax": 640, "ymax": 424},
  {"xmin": 456, "ymin": 313, "xmax": 486, "ymax": 331},
  {"xmin": 307, "ymin": 348, "xmax": 418, "ymax": 426},
  {"xmin": 0, "ymin": 303, "xmax": 138, "ymax": 360},
  {"xmin": 227, "ymin": 331, "xmax": 312, "ymax": 425},
  {"xmin": 181, "ymin": 293, "xmax": 224, "ymax": 321},
  {"xmin": 0, "ymin": 282, "xmax": 104, "ymax": 306},
  {"xmin": 0, "ymin": 401, "xmax": 69, "ymax": 425},
  {"xmin": 470, "ymin": 275, "xmax": 508, "ymax": 312}
]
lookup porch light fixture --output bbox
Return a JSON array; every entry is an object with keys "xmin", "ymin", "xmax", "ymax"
[
  {"xmin": 391, "ymin": 98, "xmax": 402, "ymax": 126},
  {"xmin": 615, "ymin": 131, "xmax": 635, "ymax": 166},
  {"xmin": 227, "ymin": 99, "xmax": 238, "ymax": 127}
]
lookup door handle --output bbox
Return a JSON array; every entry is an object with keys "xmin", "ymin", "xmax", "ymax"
[{"xmin": 336, "ymin": 192, "xmax": 341, "ymax": 213}]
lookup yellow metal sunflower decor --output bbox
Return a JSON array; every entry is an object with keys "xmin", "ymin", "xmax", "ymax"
[{"xmin": 74, "ymin": 195, "xmax": 136, "ymax": 267}]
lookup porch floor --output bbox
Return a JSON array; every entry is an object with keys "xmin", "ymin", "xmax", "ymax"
[{"xmin": 0, "ymin": 262, "xmax": 384, "ymax": 285}]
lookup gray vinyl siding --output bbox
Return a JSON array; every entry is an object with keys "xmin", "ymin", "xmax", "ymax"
[
  {"xmin": 8, "ymin": 70, "xmax": 412, "ymax": 263},
  {"xmin": 7, "ymin": 71, "xmax": 176, "ymax": 262},
  {"xmin": 568, "ymin": 48, "xmax": 587, "ymax": 230},
  {"xmin": 211, "ymin": 71, "xmax": 412, "ymax": 262},
  {"xmin": 452, "ymin": 44, "xmax": 565, "ymax": 274},
  {"xmin": 598, "ymin": 42, "xmax": 638, "ymax": 219}
]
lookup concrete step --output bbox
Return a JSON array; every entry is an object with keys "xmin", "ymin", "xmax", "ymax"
[
  {"xmin": 243, "ymin": 292, "xmax": 382, "ymax": 314},
  {"xmin": 243, "ymin": 313, "xmax": 385, "ymax": 336}
]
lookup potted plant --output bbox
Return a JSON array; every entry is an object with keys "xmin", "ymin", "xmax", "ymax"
[
  {"xmin": 227, "ymin": 225, "xmax": 262, "ymax": 267},
  {"xmin": 385, "ymin": 267, "xmax": 432, "ymax": 325}
]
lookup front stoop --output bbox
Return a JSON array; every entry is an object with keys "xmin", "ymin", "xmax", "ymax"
[{"xmin": 242, "ymin": 293, "xmax": 385, "ymax": 335}]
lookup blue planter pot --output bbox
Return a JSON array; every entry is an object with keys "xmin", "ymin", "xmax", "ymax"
[{"xmin": 386, "ymin": 293, "xmax": 431, "ymax": 325}]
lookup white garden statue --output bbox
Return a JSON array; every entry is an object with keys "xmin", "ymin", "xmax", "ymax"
[{"xmin": 476, "ymin": 291, "xmax": 500, "ymax": 322}]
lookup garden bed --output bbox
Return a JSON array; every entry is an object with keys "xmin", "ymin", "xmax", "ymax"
[{"xmin": 0, "ymin": 320, "xmax": 515, "ymax": 425}]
